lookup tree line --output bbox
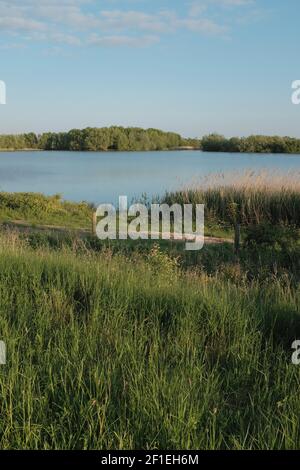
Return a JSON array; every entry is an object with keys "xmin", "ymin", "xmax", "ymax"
[
  {"xmin": 0, "ymin": 128, "xmax": 300, "ymax": 153},
  {"xmin": 201, "ymin": 133, "xmax": 300, "ymax": 154},
  {"xmin": 0, "ymin": 127, "xmax": 192, "ymax": 152}
]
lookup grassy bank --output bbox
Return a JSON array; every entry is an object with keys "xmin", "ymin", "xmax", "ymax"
[
  {"xmin": 0, "ymin": 192, "xmax": 92, "ymax": 229},
  {"xmin": 2, "ymin": 172, "xmax": 300, "ymax": 237},
  {"xmin": 0, "ymin": 228, "xmax": 299, "ymax": 449},
  {"xmin": 0, "ymin": 191, "xmax": 233, "ymax": 239}
]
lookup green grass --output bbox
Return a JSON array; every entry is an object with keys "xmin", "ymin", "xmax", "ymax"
[
  {"xmin": 0, "ymin": 191, "xmax": 234, "ymax": 239},
  {"xmin": 0, "ymin": 229, "xmax": 300, "ymax": 450},
  {"xmin": 1, "ymin": 183, "xmax": 300, "ymax": 449},
  {"xmin": 0, "ymin": 192, "xmax": 92, "ymax": 229}
]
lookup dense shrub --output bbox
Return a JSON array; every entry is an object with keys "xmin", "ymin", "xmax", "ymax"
[
  {"xmin": 201, "ymin": 134, "xmax": 300, "ymax": 154},
  {"xmin": 0, "ymin": 192, "xmax": 92, "ymax": 228},
  {"xmin": 243, "ymin": 224, "xmax": 299, "ymax": 250}
]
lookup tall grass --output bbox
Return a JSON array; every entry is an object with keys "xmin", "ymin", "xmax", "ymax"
[
  {"xmin": 0, "ymin": 230, "xmax": 300, "ymax": 449},
  {"xmin": 163, "ymin": 171, "xmax": 300, "ymax": 226}
]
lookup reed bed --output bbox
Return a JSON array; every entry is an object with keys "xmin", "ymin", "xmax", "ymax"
[{"xmin": 163, "ymin": 171, "xmax": 300, "ymax": 226}]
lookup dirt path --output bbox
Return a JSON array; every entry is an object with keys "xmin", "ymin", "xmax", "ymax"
[{"xmin": 2, "ymin": 220, "xmax": 233, "ymax": 245}]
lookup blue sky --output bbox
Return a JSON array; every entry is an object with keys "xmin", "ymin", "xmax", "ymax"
[{"xmin": 0, "ymin": 0, "xmax": 299, "ymax": 137}]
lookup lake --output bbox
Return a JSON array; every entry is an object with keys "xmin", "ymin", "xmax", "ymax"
[{"xmin": 0, "ymin": 150, "xmax": 299, "ymax": 204}]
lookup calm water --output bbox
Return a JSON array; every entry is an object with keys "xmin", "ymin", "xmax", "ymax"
[{"xmin": 0, "ymin": 150, "xmax": 299, "ymax": 204}]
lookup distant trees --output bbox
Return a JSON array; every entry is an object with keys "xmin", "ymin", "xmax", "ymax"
[
  {"xmin": 83, "ymin": 128, "xmax": 110, "ymax": 151},
  {"xmin": 0, "ymin": 127, "xmax": 188, "ymax": 152},
  {"xmin": 201, "ymin": 134, "xmax": 300, "ymax": 154},
  {"xmin": 24, "ymin": 132, "xmax": 38, "ymax": 148},
  {"xmin": 201, "ymin": 134, "xmax": 228, "ymax": 152},
  {"xmin": 46, "ymin": 127, "xmax": 186, "ymax": 152},
  {"xmin": 1, "ymin": 128, "xmax": 300, "ymax": 154},
  {"xmin": 0, "ymin": 133, "xmax": 39, "ymax": 150}
]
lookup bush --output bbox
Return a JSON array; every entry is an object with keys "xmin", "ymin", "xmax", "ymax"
[{"xmin": 244, "ymin": 224, "xmax": 299, "ymax": 250}]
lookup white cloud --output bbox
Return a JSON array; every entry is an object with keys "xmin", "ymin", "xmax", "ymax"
[
  {"xmin": 180, "ymin": 18, "xmax": 227, "ymax": 35},
  {"xmin": 88, "ymin": 34, "xmax": 160, "ymax": 47},
  {"xmin": 51, "ymin": 32, "xmax": 82, "ymax": 46},
  {"xmin": 188, "ymin": 0, "xmax": 253, "ymax": 16},
  {"xmin": 216, "ymin": 0, "xmax": 253, "ymax": 5},
  {"xmin": 99, "ymin": 10, "xmax": 171, "ymax": 33},
  {"xmin": 0, "ymin": 0, "xmax": 258, "ymax": 48},
  {"xmin": 0, "ymin": 16, "xmax": 46, "ymax": 32}
]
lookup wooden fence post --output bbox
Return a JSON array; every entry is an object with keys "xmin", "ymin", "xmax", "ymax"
[
  {"xmin": 92, "ymin": 211, "xmax": 97, "ymax": 236},
  {"xmin": 234, "ymin": 223, "xmax": 240, "ymax": 257}
]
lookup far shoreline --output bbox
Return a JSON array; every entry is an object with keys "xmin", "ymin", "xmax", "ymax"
[
  {"xmin": 1, "ymin": 148, "xmax": 300, "ymax": 155},
  {"xmin": 1, "ymin": 128, "xmax": 300, "ymax": 154},
  {"xmin": 0, "ymin": 146, "xmax": 201, "ymax": 153}
]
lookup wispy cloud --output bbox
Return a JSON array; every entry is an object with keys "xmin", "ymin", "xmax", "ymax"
[
  {"xmin": 88, "ymin": 34, "xmax": 159, "ymax": 47},
  {"xmin": 0, "ymin": 16, "xmax": 46, "ymax": 32},
  {"xmin": 188, "ymin": 0, "xmax": 254, "ymax": 17},
  {"xmin": 0, "ymin": 0, "xmax": 259, "ymax": 48}
]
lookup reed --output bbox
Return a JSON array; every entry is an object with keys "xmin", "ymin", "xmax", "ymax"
[{"xmin": 163, "ymin": 171, "xmax": 300, "ymax": 226}]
